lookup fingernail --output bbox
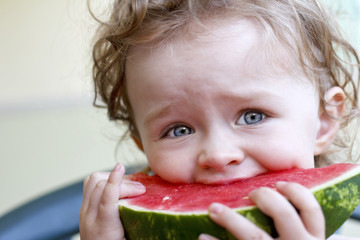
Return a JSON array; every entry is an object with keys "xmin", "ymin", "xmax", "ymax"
[
  {"xmin": 248, "ymin": 187, "xmax": 263, "ymax": 200},
  {"xmin": 198, "ymin": 233, "xmax": 212, "ymax": 240},
  {"xmin": 133, "ymin": 181, "xmax": 146, "ymax": 190},
  {"xmin": 248, "ymin": 189, "xmax": 257, "ymax": 198},
  {"xmin": 114, "ymin": 163, "xmax": 121, "ymax": 171},
  {"xmin": 209, "ymin": 203, "xmax": 223, "ymax": 215},
  {"xmin": 276, "ymin": 181, "xmax": 287, "ymax": 188}
]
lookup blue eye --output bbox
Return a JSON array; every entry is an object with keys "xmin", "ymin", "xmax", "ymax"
[
  {"xmin": 237, "ymin": 111, "xmax": 265, "ymax": 125},
  {"xmin": 167, "ymin": 125, "xmax": 194, "ymax": 137}
]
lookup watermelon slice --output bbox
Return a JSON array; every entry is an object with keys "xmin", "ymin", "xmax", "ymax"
[{"xmin": 119, "ymin": 163, "xmax": 360, "ymax": 239}]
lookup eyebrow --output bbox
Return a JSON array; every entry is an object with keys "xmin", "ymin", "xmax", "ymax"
[
  {"xmin": 143, "ymin": 90, "xmax": 281, "ymax": 127},
  {"xmin": 144, "ymin": 103, "xmax": 173, "ymax": 127},
  {"xmin": 214, "ymin": 90, "xmax": 282, "ymax": 106}
]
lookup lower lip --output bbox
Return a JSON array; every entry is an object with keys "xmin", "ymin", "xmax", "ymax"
[
  {"xmin": 197, "ymin": 177, "xmax": 249, "ymax": 185},
  {"xmin": 196, "ymin": 170, "xmax": 269, "ymax": 185}
]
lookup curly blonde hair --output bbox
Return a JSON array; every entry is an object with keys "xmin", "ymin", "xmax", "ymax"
[{"xmin": 90, "ymin": 0, "xmax": 360, "ymax": 164}]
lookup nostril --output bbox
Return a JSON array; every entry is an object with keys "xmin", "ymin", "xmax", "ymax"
[
  {"xmin": 229, "ymin": 160, "xmax": 241, "ymax": 165},
  {"xmin": 197, "ymin": 147, "xmax": 245, "ymax": 170}
]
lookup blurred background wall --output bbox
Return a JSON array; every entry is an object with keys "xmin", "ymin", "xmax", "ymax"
[
  {"xmin": 0, "ymin": 0, "xmax": 146, "ymax": 217},
  {"xmin": 0, "ymin": 0, "xmax": 359, "ymax": 237}
]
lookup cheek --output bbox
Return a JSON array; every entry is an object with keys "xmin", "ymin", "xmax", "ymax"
[
  {"xmin": 253, "ymin": 134, "xmax": 315, "ymax": 171},
  {"xmin": 145, "ymin": 145, "xmax": 195, "ymax": 183}
]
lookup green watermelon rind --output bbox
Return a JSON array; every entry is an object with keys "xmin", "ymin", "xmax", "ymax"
[
  {"xmin": 313, "ymin": 168, "xmax": 360, "ymax": 237},
  {"xmin": 119, "ymin": 205, "xmax": 274, "ymax": 240},
  {"xmin": 119, "ymin": 166, "xmax": 360, "ymax": 240}
]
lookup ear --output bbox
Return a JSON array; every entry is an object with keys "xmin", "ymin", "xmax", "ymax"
[
  {"xmin": 131, "ymin": 134, "xmax": 144, "ymax": 152},
  {"xmin": 314, "ymin": 87, "xmax": 346, "ymax": 155}
]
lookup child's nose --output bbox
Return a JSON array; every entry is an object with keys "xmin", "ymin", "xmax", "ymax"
[{"xmin": 197, "ymin": 136, "xmax": 245, "ymax": 171}]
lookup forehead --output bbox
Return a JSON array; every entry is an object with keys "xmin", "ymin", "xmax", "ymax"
[
  {"xmin": 126, "ymin": 18, "xmax": 303, "ymax": 82},
  {"xmin": 125, "ymin": 18, "xmax": 317, "ymax": 109}
]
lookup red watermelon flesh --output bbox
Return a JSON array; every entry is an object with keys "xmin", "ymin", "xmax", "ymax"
[{"xmin": 124, "ymin": 163, "xmax": 359, "ymax": 212}]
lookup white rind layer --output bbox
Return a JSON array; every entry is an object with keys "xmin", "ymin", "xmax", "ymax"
[
  {"xmin": 119, "ymin": 165, "xmax": 360, "ymax": 215},
  {"xmin": 310, "ymin": 165, "xmax": 360, "ymax": 192}
]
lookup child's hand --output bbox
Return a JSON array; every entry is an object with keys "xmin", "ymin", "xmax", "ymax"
[
  {"xmin": 199, "ymin": 182, "xmax": 325, "ymax": 240},
  {"xmin": 79, "ymin": 163, "xmax": 146, "ymax": 240}
]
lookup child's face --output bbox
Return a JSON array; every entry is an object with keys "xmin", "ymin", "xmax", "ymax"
[{"xmin": 126, "ymin": 19, "xmax": 323, "ymax": 184}]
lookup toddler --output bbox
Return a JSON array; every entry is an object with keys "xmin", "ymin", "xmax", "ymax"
[{"xmin": 80, "ymin": 0, "xmax": 360, "ymax": 239}]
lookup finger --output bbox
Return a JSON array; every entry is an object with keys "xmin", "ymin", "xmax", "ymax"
[
  {"xmin": 86, "ymin": 179, "xmax": 107, "ymax": 220},
  {"xmin": 80, "ymin": 176, "xmax": 91, "ymax": 216},
  {"xmin": 118, "ymin": 178, "xmax": 146, "ymax": 198},
  {"xmin": 84, "ymin": 165, "xmax": 124, "ymax": 221},
  {"xmin": 82, "ymin": 172, "xmax": 110, "ymax": 207},
  {"xmin": 249, "ymin": 187, "xmax": 307, "ymax": 239},
  {"xmin": 97, "ymin": 163, "xmax": 125, "ymax": 222},
  {"xmin": 208, "ymin": 203, "xmax": 271, "ymax": 240},
  {"xmin": 276, "ymin": 182, "xmax": 325, "ymax": 239},
  {"xmin": 103, "ymin": 164, "xmax": 146, "ymax": 200},
  {"xmin": 82, "ymin": 169, "xmax": 146, "ymax": 213},
  {"xmin": 198, "ymin": 233, "xmax": 219, "ymax": 240}
]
